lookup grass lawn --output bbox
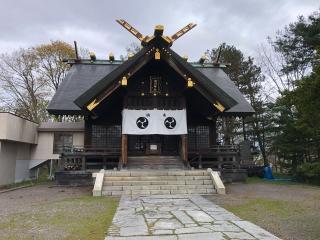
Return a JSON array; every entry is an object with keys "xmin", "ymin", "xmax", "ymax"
[
  {"xmin": 206, "ymin": 177, "xmax": 320, "ymax": 240},
  {"xmin": 0, "ymin": 189, "xmax": 119, "ymax": 240}
]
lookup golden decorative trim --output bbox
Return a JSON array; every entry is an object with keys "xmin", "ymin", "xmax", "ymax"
[
  {"xmin": 155, "ymin": 49, "xmax": 160, "ymax": 60},
  {"xmin": 87, "ymin": 99, "xmax": 100, "ymax": 111},
  {"xmin": 121, "ymin": 76, "xmax": 128, "ymax": 86},
  {"xmin": 109, "ymin": 52, "xmax": 114, "ymax": 61},
  {"xmin": 213, "ymin": 101, "xmax": 225, "ymax": 112},
  {"xmin": 187, "ymin": 78, "xmax": 193, "ymax": 88}
]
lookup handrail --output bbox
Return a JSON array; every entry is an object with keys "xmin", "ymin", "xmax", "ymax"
[{"xmin": 59, "ymin": 145, "xmax": 120, "ymax": 154}]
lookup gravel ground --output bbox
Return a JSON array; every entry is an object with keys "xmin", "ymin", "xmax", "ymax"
[{"xmin": 205, "ymin": 181, "xmax": 320, "ymax": 240}]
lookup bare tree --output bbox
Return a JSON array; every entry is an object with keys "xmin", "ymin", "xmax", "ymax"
[
  {"xmin": 0, "ymin": 49, "xmax": 49, "ymax": 122},
  {"xmin": 0, "ymin": 40, "xmax": 78, "ymax": 122}
]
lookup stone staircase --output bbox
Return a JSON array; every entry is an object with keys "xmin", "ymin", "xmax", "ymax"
[
  {"xmin": 126, "ymin": 156, "xmax": 185, "ymax": 170},
  {"xmin": 101, "ymin": 170, "xmax": 216, "ymax": 196}
]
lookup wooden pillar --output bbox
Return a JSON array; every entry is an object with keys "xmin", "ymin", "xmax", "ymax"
[
  {"xmin": 209, "ymin": 117, "xmax": 217, "ymax": 146},
  {"xmin": 59, "ymin": 155, "xmax": 65, "ymax": 171},
  {"xmin": 81, "ymin": 156, "xmax": 86, "ymax": 170},
  {"xmin": 181, "ymin": 134, "xmax": 188, "ymax": 162},
  {"xmin": 103, "ymin": 156, "xmax": 107, "ymax": 170},
  {"xmin": 121, "ymin": 134, "xmax": 128, "ymax": 166},
  {"xmin": 84, "ymin": 118, "xmax": 92, "ymax": 146}
]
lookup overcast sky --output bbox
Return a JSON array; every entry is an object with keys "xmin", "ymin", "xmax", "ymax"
[{"xmin": 1, "ymin": 0, "xmax": 319, "ymax": 61}]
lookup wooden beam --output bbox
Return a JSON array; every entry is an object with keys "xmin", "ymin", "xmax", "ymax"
[{"xmin": 209, "ymin": 117, "xmax": 217, "ymax": 146}]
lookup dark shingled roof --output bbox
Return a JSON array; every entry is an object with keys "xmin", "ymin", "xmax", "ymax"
[
  {"xmin": 197, "ymin": 67, "xmax": 255, "ymax": 115},
  {"xmin": 47, "ymin": 56, "xmax": 254, "ymax": 116},
  {"xmin": 47, "ymin": 64, "xmax": 119, "ymax": 115}
]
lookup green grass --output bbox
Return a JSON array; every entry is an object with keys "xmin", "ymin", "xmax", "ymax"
[
  {"xmin": 0, "ymin": 196, "xmax": 119, "ymax": 240},
  {"xmin": 224, "ymin": 198, "xmax": 304, "ymax": 219},
  {"xmin": 0, "ymin": 179, "xmax": 53, "ymax": 191},
  {"xmin": 245, "ymin": 176, "xmax": 299, "ymax": 185},
  {"xmin": 223, "ymin": 197, "xmax": 320, "ymax": 240}
]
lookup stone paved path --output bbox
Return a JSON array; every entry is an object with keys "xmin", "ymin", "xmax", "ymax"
[{"xmin": 105, "ymin": 195, "xmax": 281, "ymax": 240}]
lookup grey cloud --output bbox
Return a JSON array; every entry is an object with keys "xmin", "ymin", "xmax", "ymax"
[{"xmin": 0, "ymin": 0, "xmax": 319, "ymax": 60}]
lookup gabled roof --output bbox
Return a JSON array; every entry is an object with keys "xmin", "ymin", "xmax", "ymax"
[
  {"xmin": 197, "ymin": 67, "xmax": 255, "ymax": 115},
  {"xmin": 47, "ymin": 63, "xmax": 119, "ymax": 115},
  {"xmin": 47, "ymin": 48, "xmax": 254, "ymax": 116}
]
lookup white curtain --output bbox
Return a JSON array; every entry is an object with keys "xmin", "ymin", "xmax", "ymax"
[{"xmin": 122, "ymin": 109, "xmax": 187, "ymax": 135}]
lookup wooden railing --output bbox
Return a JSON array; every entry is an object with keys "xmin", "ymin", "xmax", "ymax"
[
  {"xmin": 189, "ymin": 145, "xmax": 240, "ymax": 169},
  {"xmin": 59, "ymin": 145, "xmax": 120, "ymax": 171}
]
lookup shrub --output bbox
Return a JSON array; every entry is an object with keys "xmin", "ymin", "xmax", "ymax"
[{"xmin": 295, "ymin": 162, "xmax": 320, "ymax": 185}]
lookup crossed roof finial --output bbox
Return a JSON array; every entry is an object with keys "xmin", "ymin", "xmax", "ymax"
[{"xmin": 116, "ymin": 19, "xmax": 196, "ymax": 47}]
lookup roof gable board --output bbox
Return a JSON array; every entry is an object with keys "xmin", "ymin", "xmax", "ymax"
[
  {"xmin": 73, "ymin": 46, "xmax": 244, "ymax": 112},
  {"xmin": 47, "ymin": 46, "xmax": 254, "ymax": 116}
]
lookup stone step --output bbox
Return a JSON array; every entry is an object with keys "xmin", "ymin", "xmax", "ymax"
[
  {"xmin": 103, "ymin": 179, "xmax": 213, "ymax": 186},
  {"xmin": 102, "ymin": 188, "xmax": 216, "ymax": 196},
  {"xmin": 103, "ymin": 170, "xmax": 208, "ymax": 177},
  {"xmin": 103, "ymin": 184, "xmax": 214, "ymax": 191},
  {"xmin": 127, "ymin": 156, "xmax": 185, "ymax": 170},
  {"xmin": 128, "ymin": 156, "xmax": 181, "ymax": 159},
  {"xmin": 104, "ymin": 175, "xmax": 211, "ymax": 181}
]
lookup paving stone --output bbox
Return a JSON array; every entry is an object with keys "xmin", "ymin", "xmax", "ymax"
[
  {"xmin": 232, "ymin": 221, "xmax": 281, "ymax": 240},
  {"xmin": 152, "ymin": 229, "xmax": 174, "ymax": 235},
  {"xmin": 175, "ymin": 226, "xmax": 212, "ymax": 234},
  {"xmin": 106, "ymin": 195, "xmax": 280, "ymax": 240},
  {"xmin": 223, "ymin": 231, "xmax": 256, "ymax": 239},
  {"xmin": 171, "ymin": 210, "xmax": 195, "ymax": 224},
  {"xmin": 207, "ymin": 222, "xmax": 243, "ymax": 232},
  {"xmin": 152, "ymin": 219, "xmax": 183, "ymax": 230},
  {"xmin": 106, "ymin": 236, "xmax": 178, "ymax": 240},
  {"xmin": 120, "ymin": 225, "xmax": 149, "ymax": 236},
  {"xmin": 184, "ymin": 223, "xmax": 199, "ymax": 227},
  {"xmin": 177, "ymin": 232, "xmax": 224, "ymax": 240},
  {"xmin": 186, "ymin": 210, "xmax": 214, "ymax": 223},
  {"xmin": 210, "ymin": 212, "xmax": 241, "ymax": 221},
  {"xmin": 145, "ymin": 210, "xmax": 172, "ymax": 219}
]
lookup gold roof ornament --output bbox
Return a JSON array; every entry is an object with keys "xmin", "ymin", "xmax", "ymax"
[
  {"xmin": 116, "ymin": 19, "xmax": 196, "ymax": 47},
  {"xmin": 199, "ymin": 55, "xmax": 207, "ymax": 64},
  {"xmin": 155, "ymin": 49, "xmax": 160, "ymax": 60},
  {"xmin": 213, "ymin": 101, "xmax": 225, "ymax": 112},
  {"xmin": 128, "ymin": 52, "xmax": 134, "ymax": 59},
  {"xmin": 109, "ymin": 52, "xmax": 115, "ymax": 61},
  {"xmin": 182, "ymin": 55, "xmax": 189, "ymax": 61},
  {"xmin": 154, "ymin": 25, "xmax": 164, "ymax": 36},
  {"xmin": 121, "ymin": 76, "xmax": 128, "ymax": 86},
  {"xmin": 89, "ymin": 52, "xmax": 96, "ymax": 61},
  {"xmin": 187, "ymin": 78, "xmax": 194, "ymax": 88},
  {"xmin": 87, "ymin": 99, "xmax": 100, "ymax": 111}
]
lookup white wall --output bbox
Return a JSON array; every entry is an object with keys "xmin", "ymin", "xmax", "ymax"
[
  {"xmin": 30, "ymin": 132, "xmax": 59, "ymax": 160},
  {"xmin": 0, "ymin": 141, "xmax": 31, "ymax": 185},
  {"xmin": 0, "ymin": 113, "xmax": 38, "ymax": 144},
  {"xmin": 0, "ymin": 114, "xmax": 85, "ymax": 185}
]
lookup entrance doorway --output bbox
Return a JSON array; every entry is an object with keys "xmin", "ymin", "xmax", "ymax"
[{"xmin": 128, "ymin": 135, "xmax": 179, "ymax": 156}]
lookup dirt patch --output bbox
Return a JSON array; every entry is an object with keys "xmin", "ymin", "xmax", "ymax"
[{"xmin": 205, "ymin": 181, "xmax": 320, "ymax": 240}]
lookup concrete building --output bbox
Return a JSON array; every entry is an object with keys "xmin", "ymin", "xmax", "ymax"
[{"xmin": 0, "ymin": 112, "xmax": 84, "ymax": 185}]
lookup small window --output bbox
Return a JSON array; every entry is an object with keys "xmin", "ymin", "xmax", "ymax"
[{"xmin": 53, "ymin": 133, "xmax": 73, "ymax": 154}]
